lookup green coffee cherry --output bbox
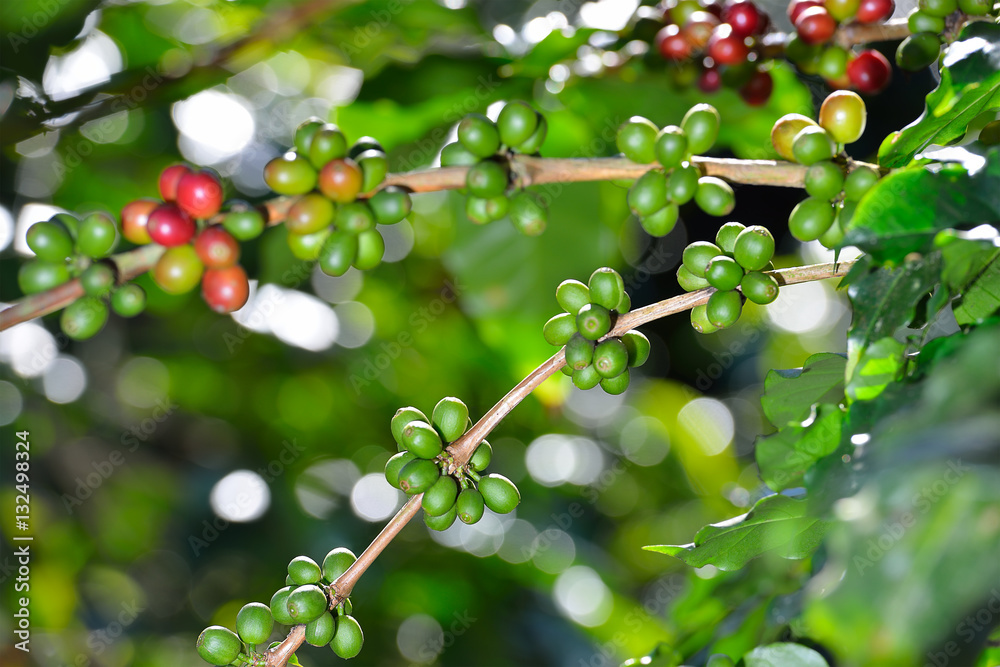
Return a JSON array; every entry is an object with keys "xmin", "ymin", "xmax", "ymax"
[
  {"xmin": 432, "ymin": 397, "xmax": 469, "ymax": 443},
  {"xmin": 600, "ymin": 370, "xmax": 630, "ymax": 395},
  {"xmin": 917, "ymin": 0, "xmax": 957, "ymax": 17},
  {"xmin": 641, "ymin": 203, "xmax": 679, "ymax": 237},
  {"xmin": 385, "ymin": 451, "xmax": 418, "ymax": 488},
  {"xmin": 356, "ymin": 149, "xmax": 388, "ymax": 193},
  {"xmin": 497, "ymin": 101, "xmax": 539, "ymax": 147},
  {"xmin": 681, "ymin": 104, "xmax": 720, "ymax": 155},
  {"xmin": 77, "ymin": 212, "xmax": 118, "ymax": 258},
  {"xmin": 458, "ymin": 114, "xmax": 500, "ymax": 158},
  {"xmin": 694, "ymin": 177, "xmax": 735, "ymax": 217},
  {"xmin": 223, "ymin": 205, "xmax": 266, "ymax": 241},
  {"xmin": 27, "ymin": 220, "xmax": 74, "ymax": 263},
  {"xmin": 353, "ymin": 229, "xmax": 385, "ymax": 270},
  {"xmin": 714, "ymin": 222, "xmax": 746, "ymax": 255},
  {"xmin": 792, "ymin": 126, "xmax": 837, "ymax": 166},
  {"xmin": 469, "ymin": 441, "xmax": 492, "ymax": 472},
  {"xmin": 322, "ymin": 547, "xmax": 357, "ymax": 583},
  {"xmin": 509, "ymin": 191, "xmax": 547, "ymax": 236},
  {"xmin": 331, "ymin": 615, "xmax": 364, "ymax": 659},
  {"xmin": 576, "ymin": 303, "xmax": 612, "ymax": 341},
  {"xmin": 843, "ymin": 166, "xmax": 880, "ymax": 201},
  {"xmin": 465, "ymin": 196, "xmax": 500, "ymax": 225},
  {"xmin": 305, "ymin": 612, "xmax": 336, "ymax": 647},
  {"xmin": 18, "ymin": 260, "xmax": 70, "ymax": 294},
  {"xmin": 677, "ymin": 265, "xmax": 710, "ymax": 292},
  {"xmin": 907, "ymin": 10, "xmax": 946, "ymax": 35},
  {"xmin": 515, "ymin": 113, "xmax": 547, "ymax": 154},
  {"xmin": 621, "ymin": 330, "xmax": 650, "ymax": 367},
  {"xmin": 564, "ymin": 334, "xmax": 595, "ymax": 371},
  {"xmin": 588, "ymin": 268, "xmax": 625, "ymax": 311},
  {"xmin": 466, "ymin": 159, "xmax": 509, "ymax": 198},
  {"xmin": 398, "ymin": 458, "xmax": 441, "ymax": 494},
  {"xmin": 287, "ymin": 584, "xmax": 328, "ymax": 624},
  {"xmin": 369, "ymin": 186, "xmax": 412, "ymax": 225},
  {"xmin": 543, "ymin": 312, "xmax": 577, "ymax": 346},
  {"xmin": 593, "ymin": 338, "xmax": 629, "ymax": 378},
  {"xmin": 479, "ymin": 474, "xmax": 520, "ymax": 513},
  {"xmin": 788, "ymin": 197, "xmax": 836, "ymax": 242},
  {"xmin": 628, "ymin": 170, "xmax": 668, "ymax": 217},
  {"xmin": 287, "ymin": 226, "xmax": 331, "ymax": 261},
  {"xmin": 349, "ymin": 136, "xmax": 384, "ymax": 160},
  {"xmin": 80, "ymin": 263, "xmax": 116, "ymax": 298},
  {"xmin": 556, "ymin": 279, "xmax": 590, "ymax": 315},
  {"xmin": 617, "ymin": 117, "xmax": 659, "ymax": 164},
  {"xmin": 401, "ymin": 421, "xmax": 444, "ymax": 459},
  {"xmin": 236, "ymin": 602, "xmax": 274, "ymax": 645},
  {"xmin": 340, "ymin": 598, "xmax": 354, "ymax": 616},
  {"xmin": 655, "ymin": 125, "xmax": 688, "ymax": 169},
  {"xmin": 61, "ymin": 296, "xmax": 109, "ymax": 340},
  {"xmin": 196, "ymin": 626, "xmax": 243, "ymax": 666},
  {"xmin": 706, "ymin": 290, "xmax": 743, "ymax": 329},
  {"xmin": 294, "ymin": 118, "xmax": 324, "ymax": 156},
  {"xmin": 617, "ymin": 291, "xmax": 631, "ymax": 313},
  {"xmin": 391, "ymin": 407, "xmax": 430, "ymax": 446},
  {"xmin": 805, "ymin": 160, "xmax": 845, "ymax": 201},
  {"xmin": 667, "ymin": 163, "xmax": 700, "ymax": 204},
  {"xmin": 288, "ymin": 556, "xmax": 323, "ymax": 585},
  {"xmin": 319, "ymin": 231, "xmax": 358, "ymax": 278},
  {"xmin": 112, "ymin": 284, "xmax": 146, "ymax": 317},
  {"xmin": 705, "ymin": 255, "xmax": 744, "ymax": 292},
  {"xmin": 423, "ymin": 502, "xmax": 458, "ymax": 531},
  {"xmin": 336, "ymin": 201, "xmax": 375, "ymax": 234},
  {"xmin": 440, "ymin": 141, "xmax": 479, "ymax": 167},
  {"xmin": 457, "ymin": 487, "xmax": 486, "ymax": 524},
  {"xmin": 264, "ymin": 152, "xmax": 318, "ymax": 195},
  {"xmin": 896, "ymin": 33, "xmax": 941, "ymax": 71},
  {"xmin": 690, "ymin": 304, "xmax": 719, "ymax": 334},
  {"xmin": 733, "ymin": 226, "xmax": 775, "ymax": 271},
  {"xmin": 308, "ymin": 124, "xmax": 348, "ymax": 168},
  {"xmin": 572, "ymin": 364, "xmax": 602, "ymax": 390},
  {"xmin": 740, "ymin": 271, "xmax": 780, "ymax": 305},
  {"xmin": 422, "ymin": 475, "xmax": 459, "ymax": 516},
  {"xmin": 682, "ymin": 241, "xmax": 723, "ymax": 279},
  {"xmin": 270, "ymin": 586, "xmax": 296, "ymax": 625}
]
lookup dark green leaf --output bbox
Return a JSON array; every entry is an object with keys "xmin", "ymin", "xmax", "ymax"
[
  {"xmin": 846, "ymin": 254, "xmax": 943, "ymax": 349},
  {"xmin": 644, "ymin": 495, "xmax": 830, "ymax": 571},
  {"xmin": 743, "ymin": 643, "xmax": 829, "ymax": 667},
  {"xmin": 879, "ymin": 22, "xmax": 1000, "ymax": 168},
  {"xmin": 760, "ymin": 353, "xmax": 846, "ymax": 428},
  {"xmin": 953, "ymin": 253, "xmax": 1000, "ymax": 325},
  {"xmin": 755, "ymin": 405, "xmax": 843, "ymax": 491}
]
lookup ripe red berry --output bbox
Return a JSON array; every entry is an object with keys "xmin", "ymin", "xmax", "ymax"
[
  {"xmin": 194, "ymin": 226, "xmax": 240, "ymax": 269},
  {"xmin": 788, "ymin": 0, "xmax": 825, "ymax": 23},
  {"xmin": 682, "ymin": 11, "xmax": 721, "ymax": 50},
  {"xmin": 202, "ymin": 265, "xmax": 250, "ymax": 313},
  {"xmin": 795, "ymin": 6, "xmax": 837, "ymax": 45},
  {"xmin": 699, "ymin": 67, "xmax": 723, "ymax": 92},
  {"xmin": 847, "ymin": 49, "xmax": 892, "ymax": 94},
  {"xmin": 121, "ymin": 198, "xmax": 159, "ymax": 245},
  {"xmin": 708, "ymin": 24, "xmax": 750, "ymax": 65},
  {"xmin": 739, "ymin": 69, "xmax": 774, "ymax": 106},
  {"xmin": 159, "ymin": 164, "xmax": 191, "ymax": 202},
  {"xmin": 723, "ymin": 0, "xmax": 766, "ymax": 37},
  {"xmin": 656, "ymin": 24, "xmax": 693, "ymax": 60},
  {"xmin": 176, "ymin": 170, "xmax": 224, "ymax": 219},
  {"xmin": 701, "ymin": 0, "xmax": 726, "ymax": 18},
  {"xmin": 147, "ymin": 204, "xmax": 196, "ymax": 247},
  {"xmin": 856, "ymin": 0, "xmax": 894, "ymax": 22},
  {"xmin": 318, "ymin": 158, "xmax": 363, "ymax": 203}
]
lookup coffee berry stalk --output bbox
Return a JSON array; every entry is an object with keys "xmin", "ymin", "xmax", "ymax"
[
  {"xmin": 385, "ymin": 396, "xmax": 520, "ymax": 530},
  {"xmin": 546, "ymin": 267, "xmax": 651, "ymax": 394}
]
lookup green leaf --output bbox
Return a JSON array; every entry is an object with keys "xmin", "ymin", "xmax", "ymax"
[
  {"xmin": 644, "ymin": 495, "xmax": 830, "ymax": 571},
  {"xmin": 760, "ymin": 353, "xmax": 846, "ymax": 428},
  {"xmin": 879, "ymin": 22, "xmax": 1000, "ymax": 168},
  {"xmin": 743, "ymin": 643, "xmax": 829, "ymax": 667},
  {"xmin": 846, "ymin": 254, "xmax": 942, "ymax": 350},
  {"xmin": 755, "ymin": 405, "xmax": 843, "ymax": 491},
  {"xmin": 953, "ymin": 253, "xmax": 1000, "ymax": 325},
  {"xmin": 846, "ymin": 337, "xmax": 906, "ymax": 403},
  {"xmin": 843, "ymin": 149, "xmax": 1000, "ymax": 262}
]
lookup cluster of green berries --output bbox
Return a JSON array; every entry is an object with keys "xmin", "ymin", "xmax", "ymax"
[
  {"xmin": 771, "ymin": 91, "xmax": 881, "ymax": 248},
  {"xmin": 544, "ymin": 268, "xmax": 651, "ymax": 395},
  {"xmin": 680, "ymin": 222, "xmax": 779, "ymax": 333},
  {"xmin": 617, "ymin": 104, "xmax": 736, "ymax": 237},
  {"xmin": 439, "ymin": 101, "xmax": 549, "ymax": 235},
  {"xmin": 19, "ymin": 211, "xmax": 147, "ymax": 340},
  {"xmin": 196, "ymin": 547, "xmax": 364, "ymax": 665},
  {"xmin": 898, "ymin": 0, "xmax": 995, "ymax": 72},
  {"xmin": 384, "ymin": 397, "xmax": 521, "ymax": 530},
  {"xmin": 263, "ymin": 120, "xmax": 412, "ymax": 275}
]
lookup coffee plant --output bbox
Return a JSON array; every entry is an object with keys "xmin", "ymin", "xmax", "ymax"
[{"xmin": 2, "ymin": 1, "xmax": 999, "ymax": 666}]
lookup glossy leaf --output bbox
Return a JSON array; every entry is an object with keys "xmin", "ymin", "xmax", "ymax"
[
  {"xmin": 755, "ymin": 405, "xmax": 843, "ymax": 491},
  {"xmin": 760, "ymin": 353, "xmax": 846, "ymax": 428}
]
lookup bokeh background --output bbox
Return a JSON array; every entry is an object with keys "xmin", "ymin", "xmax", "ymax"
[{"xmin": 3, "ymin": 1, "xmax": 986, "ymax": 666}]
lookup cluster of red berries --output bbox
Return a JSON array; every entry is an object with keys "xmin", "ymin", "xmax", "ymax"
[
  {"xmin": 121, "ymin": 166, "xmax": 252, "ymax": 314},
  {"xmin": 653, "ymin": 0, "xmax": 777, "ymax": 105}
]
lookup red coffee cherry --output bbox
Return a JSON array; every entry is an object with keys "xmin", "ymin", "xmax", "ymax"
[
  {"xmin": 318, "ymin": 158, "xmax": 363, "ymax": 203},
  {"xmin": 147, "ymin": 204, "xmax": 196, "ymax": 247},
  {"xmin": 176, "ymin": 169, "xmax": 224, "ymax": 219},
  {"xmin": 682, "ymin": 11, "xmax": 721, "ymax": 50},
  {"xmin": 795, "ymin": 6, "xmax": 837, "ymax": 46},
  {"xmin": 159, "ymin": 164, "xmax": 191, "ymax": 202},
  {"xmin": 201, "ymin": 265, "xmax": 250, "ymax": 313},
  {"xmin": 847, "ymin": 49, "xmax": 892, "ymax": 94},
  {"xmin": 121, "ymin": 198, "xmax": 159, "ymax": 245},
  {"xmin": 708, "ymin": 24, "xmax": 750, "ymax": 65},
  {"xmin": 788, "ymin": 0, "xmax": 825, "ymax": 22},
  {"xmin": 723, "ymin": 0, "xmax": 767, "ymax": 37},
  {"xmin": 194, "ymin": 226, "xmax": 240, "ymax": 269},
  {"xmin": 739, "ymin": 68, "xmax": 774, "ymax": 106},
  {"xmin": 656, "ymin": 24, "xmax": 693, "ymax": 60},
  {"xmin": 699, "ymin": 67, "xmax": 723, "ymax": 92},
  {"xmin": 856, "ymin": 0, "xmax": 894, "ymax": 22}
]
